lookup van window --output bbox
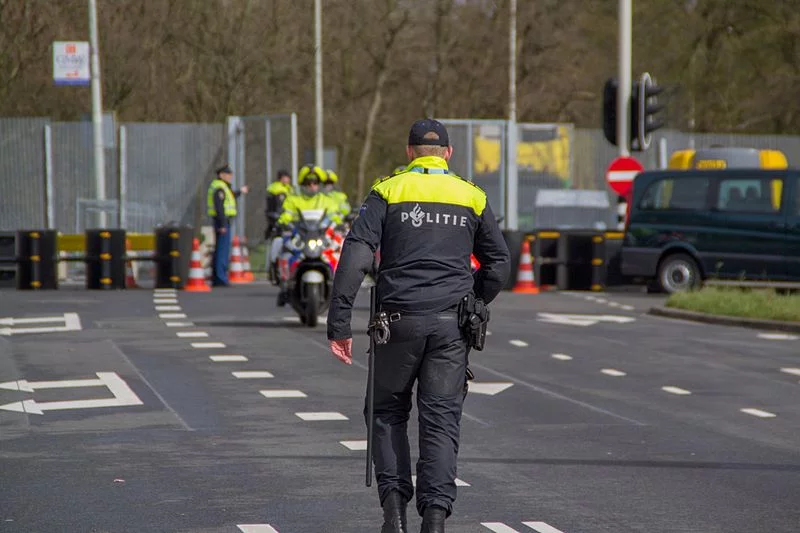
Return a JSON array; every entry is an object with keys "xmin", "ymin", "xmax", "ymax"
[
  {"xmin": 716, "ymin": 178, "xmax": 783, "ymax": 213},
  {"xmin": 639, "ymin": 177, "xmax": 709, "ymax": 211}
]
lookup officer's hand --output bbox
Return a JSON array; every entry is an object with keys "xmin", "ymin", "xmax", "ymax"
[
  {"xmin": 329, "ymin": 338, "xmax": 353, "ymax": 365},
  {"xmin": 217, "ymin": 227, "xmax": 227, "ymax": 234},
  {"xmin": 240, "ymin": 185, "xmax": 249, "ymax": 194}
]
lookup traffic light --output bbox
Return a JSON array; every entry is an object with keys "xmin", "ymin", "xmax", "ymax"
[
  {"xmin": 602, "ymin": 78, "xmax": 619, "ymax": 146},
  {"xmin": 632, "ymin": 72, "xmax": 665, "ymax": 151}
]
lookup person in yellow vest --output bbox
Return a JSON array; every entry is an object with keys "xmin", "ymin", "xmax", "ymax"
[
  {"xmin": 207, "ymin": 165, "xmax": 248, "ymax": 287},
  {"xmin": 265, "ymin": 169, "xmax": 295, "ymax": 239},
  {"xmin": 323, "ymin": 169, "xmax": 352, "ymax": 219}
]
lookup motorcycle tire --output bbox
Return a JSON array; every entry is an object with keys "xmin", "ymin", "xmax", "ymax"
[{"xmin": 305, "ymin": 284, "xmax": 320, "ymax": 328}]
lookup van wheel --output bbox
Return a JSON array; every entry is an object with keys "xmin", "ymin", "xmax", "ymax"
[{"xmin": 657, "ymin": 254, "xmax": 701, "ymax": 294}]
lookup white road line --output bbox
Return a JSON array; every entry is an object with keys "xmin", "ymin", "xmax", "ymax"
[
  {"xmin": 153, "ymin": 299, "xmax": 179, "ymax": 304},
  {"xmin": 237, "ymin": 525, "xmax": 280, "ymax": 533},
  {"xmin": 210, "ymin": 355, "xmax": 248, "ymax": 362},
  {"xmin": 176, "ymin": 331, "xmax": 209, "ymax": 338},
  {"xmin": 601, "ymin": 369, "xmax": 626, "ymax": 377},
  {"xmin": 155, "ymin": 306, "xmax": 182, "ymax": 311},
  {"xmin": 191, "ymin": 342, "xmax": 226, "ymax": 348},
  {"xmin": 758, "ymin": 333, "xmax": 799, "ymax": 340},
  {"xmin": 153, "ymin": 288, "xmax": 176, "ymax": 293},
  {"xmin": 607, "ymin": 301, "xmax": 621, "ymax": 307},
  {"xmin": 621, "ymin": 305, "xmax": 635, "ymax": 311},
  {"xmin": 662, "ymin": 386, "xmax": 691, "ymax": 395},
  {"xmin": 340, "ymin": 440, "xmax": 367, "ymax": 450},
  {"xmin": 509, "ymin": 340, "xmax": 528, "ymax": 347},
  {"xmin": 64, "ymin": 313, "xmax": 82, "ymax": 331},
  {"xmin": 780, "ymin": 368, "xmax": 800, "ymax": 377},
  {"xmin": 232, "ymin": 371, "xmax": 274, "ymax": 379},
  {"xmin": 741, "ymin": 408, "xmax": 776, "ymax": 418},
  {"xmin": 165, "ymin": 322, "xmax": 194, "ymax": 327},
  {"xmin": 522, "ymin": 522, "xmax": 567, "ymax": 533},
  {"xmin": 595, "ymin": 298, "xmax": 608, "ymax": 303},
  {"xmin": 551, "ymin": 353, "xmax": 572, "ymax": 361},
  {"xmin": 159, "ymin": 313, "xmax": 187, "ymax": 319},
  {"xmin": 260, "ymin": 390, "xmax": 307, "ymax": 398},
  {"xmin": 482, "ymin": 523, "xmax": 520, "ymax": 532},
  {"xmin": 295, "ymin": 412, "xmax": 349, "ymax": 421},
  {"xmin": 410, "ymin": 475, "xmax": 469, "ymax": 487}
]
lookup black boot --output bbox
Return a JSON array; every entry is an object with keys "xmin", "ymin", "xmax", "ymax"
[
  {"xmin": 381, "ymin": 491, "xmax": 408, "ymax": 533},
  {"xmin": 420, "ymin": 505, "xmax": 446, "ymax": 533}
]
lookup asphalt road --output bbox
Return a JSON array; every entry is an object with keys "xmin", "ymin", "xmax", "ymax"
[{"xmin": 1, "ymin": 283, "xmax": 799, "ymax": 533}]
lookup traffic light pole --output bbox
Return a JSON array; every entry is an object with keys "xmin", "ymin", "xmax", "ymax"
[{"xmin": 617, "ymin": 0, "xmax": 632, "ymax": 157}]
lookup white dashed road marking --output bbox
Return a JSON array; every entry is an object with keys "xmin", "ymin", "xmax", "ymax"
[
  {"xmin": 210, "ymin": 355, "xmax": 248, "ymax": 362},
  {"xmin": 295, "ymin": 412, "xmax": 348, "ymax": 421},
  {"xmin": 621, "ymin": 305, "xmax": 635, "ymax": 311},
  {"xmin": 155, "ymin": 306, "xmax": 182, "ymax": 311},
  {"xmin": 601, "ymin": 368, "xmax": 626, "ymax": 377},
  {"xmin": 551, "ymin": 353, "xmax": 572, "ymax": 361},
  {"xmin": 607, "ymin": 301, "xmax": 621, "ymax": 307},
  {"xmin": 758, "ymin": 333, "xmax": 799, "ymax": 340},
  {"xmin": 741, "ymin": 408, "xmax": 776, "ymax": 418},
  {"xmin": 238, "ymin": 525, "xmax": 280, "ymax": 533},
  {"xmin": 340, "ymin": 440, "xmax": 367, "ymax": 451},
  {"xmin": 153, "ymin": 299, "xmax": 179, "ymax": 304},
  {"xmin": 509, "ymin": 340, "xmax": 528, "ymax": 347},
  {"xmin": 482, "ymin": 524, "xmax": 520, "ymax": 532},
  {"xmin": 232, "ymin": 371, "xmax": 274, "ymax": 379},
  {"xmin": 260, "ymin": 390, "xmax": 307, "ymax": 398},
  {"xmin": 522, "ymin": 523, "xmax": 567, "ymax": 533},
  {"xmin": 165, "ymin": 322, "xmax": 194, "ymax": 327},
  {"xmin": 176, "ymin": 331, "xmax": 209, "ymax": 338},
  {"xmin": 191, "ymin": 342, "xmax": 226, "ymax": 348},
  {"xmin": 159, "ymin": 313, "xmax": 187, "ymax": 319},
  {"xmin": 780, "ymin": 368, "xmax": 800, "ymax": 377},
  {"xmin": 662, "ymin": 386, "xmax": 691, "ymax": 395},
  {"xmin": 482, "ymin": 523, "xmax": 566, "ymax": 533},
  {"xmin": 411, "ymin": 475, "xmax": 470, "ymax": 487}
]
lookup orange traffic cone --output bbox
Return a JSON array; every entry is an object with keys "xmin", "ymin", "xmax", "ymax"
[
  {"xmin": 241, "ymin": 239, "xmax": 255, "ymax": 282},
  {"xmin": 125, "ymin": 239, "xmax": 139, "ymax": 289},
  {"xmin": 185, "ymin": 238, "xmax": 211, "ymax": 292},
  {"xmin": 229, "ymin": 236, "xmax": 247, "ymax": 284},
  {"xmin": 512, "ymin": 238, "xmax": 539, "ymax": 294}
]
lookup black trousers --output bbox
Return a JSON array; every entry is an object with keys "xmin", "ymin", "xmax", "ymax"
[{"xmin": 365, "ymin": 308, "xmax": 468, "ymax": 517}]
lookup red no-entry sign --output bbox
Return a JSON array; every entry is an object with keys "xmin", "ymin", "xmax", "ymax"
[{"xmin": 606, "ymin": 156, "xmax": 644, "ymax": 197}]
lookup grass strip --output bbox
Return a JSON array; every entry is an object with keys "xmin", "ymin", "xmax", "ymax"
[{"xmin": 666, "ymin": 287, "xmax": 800, "ymax": 322}]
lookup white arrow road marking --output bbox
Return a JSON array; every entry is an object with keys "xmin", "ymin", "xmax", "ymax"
[
  {"xmin": 468, "ymin": 382, "xmax": 514, "ymax": 396},
  {"xmin": 662, "ymin": 386, "xmax": 691, "ymax": 395},
  {"xmin": 601, "ymin": 369, "xmax": 626, "ymax": 377},
  {"xmin": 537, "ymin": 313, "xmax": 635, "ymax": 327},
  {"xmin": 295, "ymin": 412, "xmax": 348, "ymax": 421},
  {"xmin": 741, "ymin": 408, "xmax": 776, "ymax": 418},
  {"xmin": 522, "ymin": 522, "xmax": 567, "ymax": 533},
  {"xmin": 238, "ymin": 525, "xmax": 279, "ymax": 533},
  {"xmin": 232, "ymin": 371, "xmax": 273, "ymax": 379},
  {"xmin": 0, "ymin": 372, "xmax": 142, "ymax": 415},
  {"xmin": 780, "ymin": 368, "xmax": 800, "ymax": 377},
  {"xmin": 0, "ymin": 375, "xmax": 113, "ymax": 392},
  {"xmin": 340, "ymin": 440, "xmax": 367, "ymax": 451},
  {"xmin": 509, "ymin": 339, "xmax": 528, "ymax": 347},
  {"xmin": 0, "ymin": 313, "xmax": 82, "ymax": 336},
  {"xmin": 0, "ymin": 315, "xmax": 65, "ymax": 326}
]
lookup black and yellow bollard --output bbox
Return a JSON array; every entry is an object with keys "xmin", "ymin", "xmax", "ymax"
[
  {"xmin": 86, "ymin": 229, "xmax": 126, "ymax": 290},
  {"xmin": 154, "ymin": 225, "xmax": 192, "ymax": 289},
  {"xmin": 16, "ymin": 230, "xmax": 58, "ymax": 290}
]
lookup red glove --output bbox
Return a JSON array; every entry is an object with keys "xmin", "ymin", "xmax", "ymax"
[{"xmin": 329, "ymin": 338, "xmax": 353, "ymax": 365}]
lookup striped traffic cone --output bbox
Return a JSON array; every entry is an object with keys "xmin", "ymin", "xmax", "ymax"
[
  {"xmin": 512, "ymin": 239, "xmax": 539, "ymax": 294},
  {"xmin": 125, "ymin": 239, "xmax": 139, "ymax": 289},
  {"xmin": 241, "ymin": 239, "xmax": 255, "ymax": 282},
  {"xmin": 229, "ymin": 236, "xmax": 247, "ymax": 284},
  {"xmin": 185, "ymin": 238, "xmax": 211, "ymax": 292}
]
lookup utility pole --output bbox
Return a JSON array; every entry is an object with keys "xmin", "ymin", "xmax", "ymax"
[
  {"xmin": 506, "ymin": 0, "xmax": 519, "ymax": 230},
  {"xmin": 88, "ymin": 0, "xmax": 107, "ymax": 227},
  {"xmin": 314, "ymin": 0, "xmax": 324, "ymax": 167},
  {"xmin": 617, "ymin": 0, "xmax": 632, "ymax": 156}
]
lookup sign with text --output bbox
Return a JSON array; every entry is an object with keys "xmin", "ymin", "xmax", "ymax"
[{"xmin": 53, "ymin": 41, "xmax": 90, "ymax": 86}]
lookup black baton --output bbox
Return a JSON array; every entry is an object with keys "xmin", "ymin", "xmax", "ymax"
[{"xmin": 365, "ymin": 285, "xmax": 377, "ymax": 487}]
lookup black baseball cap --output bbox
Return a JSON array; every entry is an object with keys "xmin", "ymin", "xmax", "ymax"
[
  {"xmin": 408, "ymin": 119, "xmax": 450, "ymax": 147},
  {"xmin": 216, "ymin": 164, "xmax": 233, "ymax": 175}
]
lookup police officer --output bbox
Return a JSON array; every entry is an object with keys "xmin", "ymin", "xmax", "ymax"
[
  {"xmin": 207, "ymin": 165, "xmax": 248, "ymax": 287},
  {"xmin": 327, "ymin": 119, "xmax": 510, "ymax": 532},
  {"xmin": 323, "ymin": 169, "xmax": 352, "ymax": 219},
  {"xmin": 266, "ymin": 169, "xmax": 295, "ymax": 239}
]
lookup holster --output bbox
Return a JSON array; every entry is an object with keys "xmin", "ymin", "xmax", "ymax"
[{"xmin": 458, "ymin": 294, "xmax": 490, "ymax": 351}]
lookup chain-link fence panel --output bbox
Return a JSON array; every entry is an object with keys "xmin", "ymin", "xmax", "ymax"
[
  {"xmin": 51, "ymin": 121, "xmax": 118, "ymax": 233},
  {"xmin": 122, "ymin": 123, "xmax": 225, "ymax": 234},
  {"xmin": 0, "ymin": 118, "xmax": 49, "ymax": 230}
]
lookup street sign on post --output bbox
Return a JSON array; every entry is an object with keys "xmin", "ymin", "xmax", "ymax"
[
  {"xmin": 53, "ymin": 41, "xmax": 90, "ymax": 86},
  {"xmin": 606, "ymin": 156, "xmax": 643, "ymax": 198}
]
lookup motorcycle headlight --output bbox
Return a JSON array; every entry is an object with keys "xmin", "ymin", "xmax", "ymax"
[{"xmin": 305, "ymin": 238, "xmax": 324, "ymax": 257}]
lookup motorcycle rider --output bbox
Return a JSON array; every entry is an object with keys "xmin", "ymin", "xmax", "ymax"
[
  {"xmin": 323, "ymin": 169, "xmax": 352, "ymax": 219},
  {"xmin": 271, "ymin": 165, "xmax": 341, "ymax": 305}
]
